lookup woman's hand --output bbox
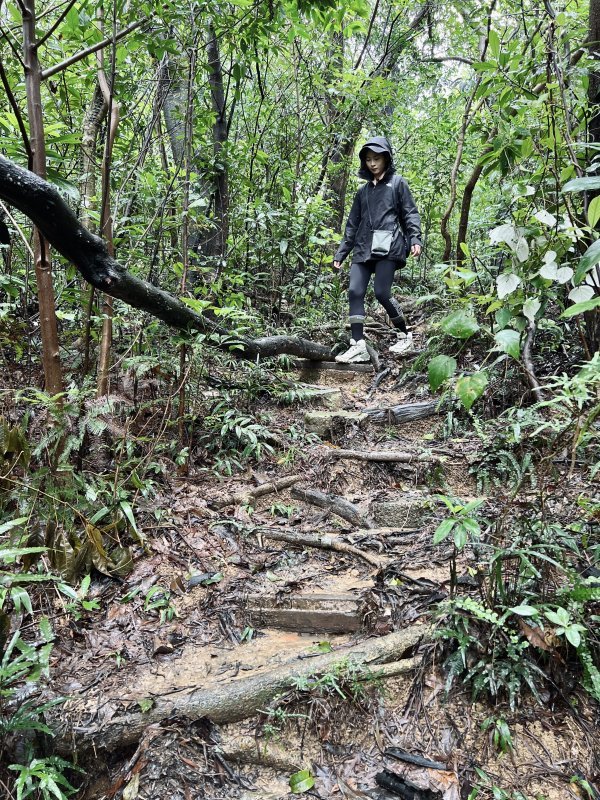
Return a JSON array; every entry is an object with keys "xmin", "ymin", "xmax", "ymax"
[
  {"xmin": 333, "ymin": 260, "xmax": 342, "ymax": 269},
  {"xmin": 411, "ymin": 244, "xmax": 422, "ymax": 257}
]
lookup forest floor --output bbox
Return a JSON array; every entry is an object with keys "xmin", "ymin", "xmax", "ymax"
[{"xmin": 46, "ymin": 306, "xmax": 598, "ymax": 800}]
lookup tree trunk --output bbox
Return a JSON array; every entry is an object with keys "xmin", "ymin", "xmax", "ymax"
[
  {"xmin": 21, "ymin": 0, "xmax": 63, "ymax": 396},
  {"xmin": 0, "ymin": 155, "xmax": 332, "ymax": 361},
  {"xmin": 586, "ymin": 0, "xmax": 600, "ymax": 351}
]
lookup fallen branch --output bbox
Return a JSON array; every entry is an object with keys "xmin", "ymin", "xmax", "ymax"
[
  {"xmin": 53, "ymin": 625, "xmax": 430, "ymax": 755},
  {"xmin": 291, "ymin": 486, "xmax": 375, "ymax": 529},
  {"xmin": 323, "ymin": 448, "xmax": 446, "ymax": 465},
  {"xmin": 212, "ymin": 475, "xmax": 302, "ymax": 509},
  {"xmin": 258, "ymin": 527, "xmax": 386, "ymax": 567},
  {"xmin": 363, "ymin": 400, "xmax": 439, "ymax": 424},
  {"xmin": 0, "ymin": 156, "xmax": 332, "ymax": 361}
]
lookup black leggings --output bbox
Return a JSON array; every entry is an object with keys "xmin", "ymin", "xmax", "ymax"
[{"xmin": 348, "ymin": 259, "xmax": 406, "ymax": 339}]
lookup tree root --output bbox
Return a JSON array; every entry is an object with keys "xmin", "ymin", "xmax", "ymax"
[
  {"xmin": 291, "ymin": 486, "xmax": 376, "ymax": 528},
  {"xmin": 258, "ymin": 526, "xmax": 386, "ymax": 567},
  {"xmin": 52, "ymin": 625, "xmax": 429, "ymax": 755},
  {"xmin": 212, "ymin": 475, "xmax": 303, "ymax": 509},
  {"xmin": 322, "ymin": 448, "xmax": 446, "ymax": 465}
]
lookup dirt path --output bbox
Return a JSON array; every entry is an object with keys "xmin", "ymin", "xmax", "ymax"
[{"xmin": 50, "ymin": 320, "xmax": 595, "ymax": 800}]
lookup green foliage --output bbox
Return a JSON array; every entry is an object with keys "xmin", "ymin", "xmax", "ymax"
[{"xmin": 9, "ymin": 758, "xmax": 81, "ymax": 800}]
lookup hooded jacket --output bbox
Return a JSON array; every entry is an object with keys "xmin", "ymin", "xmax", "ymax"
[{"xmin": 334, "ymin": 136, "xmax": 422, "ymax": 265}]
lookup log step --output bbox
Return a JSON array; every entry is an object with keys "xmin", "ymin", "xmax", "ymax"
[{"xmin": 246, "ymin": 592, "xmax": 365, "ymax": 633}]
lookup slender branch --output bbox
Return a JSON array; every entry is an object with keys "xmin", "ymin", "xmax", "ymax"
[
  {"xmin": 522, "ymin": 321, "xmax": 544, "ymax": 402},
  {"xmin": 34, "ymin": 0, "xmax": 78, "ymax": 50},
  {"xmin": 354, "ymin": 0, "xmax": 381, "ymax": 70},
  {"xmin": 421, "ymin": 55, "xmax": 473, "ymax": 65},
  {"xmin": 0, "ymin": 60, "xmax": 32, "ymax": 162},
  {"xmin": 41, "ymin": 19, "xmax": 145, "ymax": 80}
]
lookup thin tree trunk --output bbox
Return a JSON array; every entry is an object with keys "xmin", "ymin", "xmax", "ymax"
[
  {"xmin": 21, "ymin": 0, "xmax": 63, "ymax": 396},
  {"xmin": 586, "ymin": 0, "xmax": 600, "ymax": 351},
  {"xmin": 95, "ymin": 13, "xmax": 120, "ymax": 398}
]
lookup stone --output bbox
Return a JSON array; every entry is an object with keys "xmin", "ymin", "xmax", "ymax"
[
  {"xmin": 304, "ymin": 409, "xmax": 366, "ymax": 438},
  {"xmin": 371, "ymin": 493, "xmax": 434, "ymax": 528}
]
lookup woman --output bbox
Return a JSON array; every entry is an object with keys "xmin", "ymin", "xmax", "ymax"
[{"xmin": 333, "ymin": 136, "xmax": 422, "ymax": 363}]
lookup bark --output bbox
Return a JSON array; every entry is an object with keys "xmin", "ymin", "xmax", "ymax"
[
  {"xmin": 95, "ymin": 27, "xmax": 120, "ymax": 398},
  {"xmin": 52, "ymin": 625, "xmax": 429, "ymax": 755},
  {"xmin": 21, "ymin": 0, "xmax": 63, "ymax": 395},
  {"xmin": 522, "ymin": 321, "xmax": 543, "ymax": 402},
  {"xmin": 455, "ymin": 155, "xmax": 487, "ymax": 268},
  {"xmin": 291, "ymin": 486, "xmax": 375, "ymax": 529},
  {"xmin": 586, "ymin": 0, "xmax": 600, "ymax": 352},
  {"xmin": 204, "ymin": 22, "xmax": 229, "ymax": 259},
  {"xmin": 80, "ymin": 83, "xmax": 107, "ymax": 232},
  {"xmin": 0, "ymin": 155, "xmax": 332, "ymax": 360},
  {"xmin": 258, "ymin": 526, "xmax": 386, "ymax": 567}
]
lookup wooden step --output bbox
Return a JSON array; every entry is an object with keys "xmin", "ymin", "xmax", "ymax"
[{"xmin": 246, "ymin": 592, "xmax": 365, "ymax": 633}]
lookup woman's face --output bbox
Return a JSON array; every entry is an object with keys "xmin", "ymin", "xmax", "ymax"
[{"xmin": 365, "ymin": 150, "xmax": 386, "ymax": 178}]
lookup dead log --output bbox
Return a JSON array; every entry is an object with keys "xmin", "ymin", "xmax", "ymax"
[
  {"xmin": 323, "ymin": 448, "xmax": 446, "ymax": 465},
  {"xmin": 363, "ymin": 400, "xmax": 439, "ymax": 424},
  {"xmin": 291, "ymin": 486, "xmax": 376, "ymax": 529},
  {"xmin": 258, "ymin": 527, "xmax": 385, "ymax": 567},
  {"xmin": 53, "ymin": 625, "xmax": 429, "ymax": 755},
  {"xmin": 212, "ymin": 474, "xmax": 302, "ymax": 509},
  {"xmin": 0, "ymin": 155, "xmax": 331, "ymax": 361},
  {"xmin": 246, "ymin": 592, "xmax": 365, "ymax": 633}
]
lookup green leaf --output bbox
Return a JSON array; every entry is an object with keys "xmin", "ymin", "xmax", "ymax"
[
  {"xmin": 440, "ymin": 309, "xmax": 479, "ymax": 339},
  {"xmin": 453, "ymin": 524, "xmax": 468, "ymax": 550},
  {"xmin": 289, "ymin": 770, "xmax": 315, "ymax": 794},
  {"xmin": 120, "ymin": 501, "xmax": 145, "ymax": 544},
  {"xmin": 509, "ymin": 605, "xmax": 539, "ymax": 616},
  {"xmin": 456, "ymin": 372, "xmax": 488, "ymax": 410},
  {"xmin": 433, "ymin": 518, "xmax": 455, "ymax": 544},
  {"xmin": 137, "ymin": 698, "xmax": 154, "ymax": 712},
  {"xmin": 494, "ymin": 329, "xmax": 521, "ymax": 359},
  {"xmin": 488, "ymin": 30, "xmax": 500, "ymax": 59},
  {"xmin": 0, "ymin": 517, "xmax": 28, "ymax": 536},
  {"xmin": 573, "ymin": 239, "xmax": 600, "ymax": 284},
  {"xmin": 561, "ymin": 297, "xmax": 600, "ymax": 318},
  {"xmin": 565, "ymin": 627, "xmax": 581, "ymax": 648},
  {"xmin": 588, "ymin": 196, "xmax": 600, "ymax": 228},
  {"xmin": 428, "ymin": 355, "xmax": 457, "ymax": 392},
  {"xmin": 562, "ymin": 176, "xmax": 600, "ymax": 192}
]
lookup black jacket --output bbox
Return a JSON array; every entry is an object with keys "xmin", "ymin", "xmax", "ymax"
[{"xmin": 334, "ymin": 136, "xmax": 422, "ymax": 265}]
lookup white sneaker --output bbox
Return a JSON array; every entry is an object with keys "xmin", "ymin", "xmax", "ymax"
[
  {"xmin": 389, "ymin": 331, "xmax": 414, "ymax": 354},
  {"xmin": 335, "ymin": 338, "xmax": 370, "ymax": 363}
]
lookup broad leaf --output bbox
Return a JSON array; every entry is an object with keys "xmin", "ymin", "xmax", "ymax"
[
  {"xmin": 510, "ymin": 605, "xmax": 539, "ymax": 616},
  {"xmin": 562, "ymin": 176, "xmax": 600, "ymax": 192},
  {"xmin": 533, "ymin": 209, "xmax": 557, "ymax": 227},
  {"xmin": 428, "ymin": 355, "xmax": 457, "ymax": 392},
  {"xmin": 556, "ymin": 267, "xmax": 573, "ymax": 283},
  {"xmin": 433, "ymin": 518, "xmax": 455, "ymax": 544},
  {"xmin": 496, "ymin": 273, "xmax": 521, "ymax": 299},
  {"xmin": 494, "ymin": 329, "xmax": 520, "ymax": 359},
  {"xmin": 440, "ymin": 309, "xmax": 479, "ymax": 339},
  {"xmin": 290, "ymin": 770, "xmax": 315, "ymax": 794},
  {"xmin": 515, "ymin": 237, "xmax": 529, "ymax": 263},
  {"xmin": 568, "ymin": 285, "xmax": 595, "ymax": 303},
  {"xmin": 573, "ymin": 239, "xmax": 600, "ymax": 284},
  {"xmin": 588, "ymin": 195, "xmax": 600, "ymax": 228},
  {"xmin": 456, "ymin": 372, "xmax": 488, "ymax": 410},
  {"xmin": 561, "ymin": 296, "xmax": 600, "ymax": 318},
  {"xmin": 489, "ymin": 223, "xmax": 518, "ymax": 248},
  {"xmin": 522, "ymin": 298, "xmax": 541, "ymax": 322}
]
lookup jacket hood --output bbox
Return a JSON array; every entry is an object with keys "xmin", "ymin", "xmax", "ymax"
[{"xmin": 358, "ymin": 136, "xmax": 396, "ymax": 179}]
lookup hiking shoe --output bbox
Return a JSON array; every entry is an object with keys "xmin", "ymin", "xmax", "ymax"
[
  {"xmin": 389, "ymin": 331, "xmax": 414, "ymax": 354},
  {"xmin": 335, "ymin": 338, "xmax": 370, "ymax": 363}
]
